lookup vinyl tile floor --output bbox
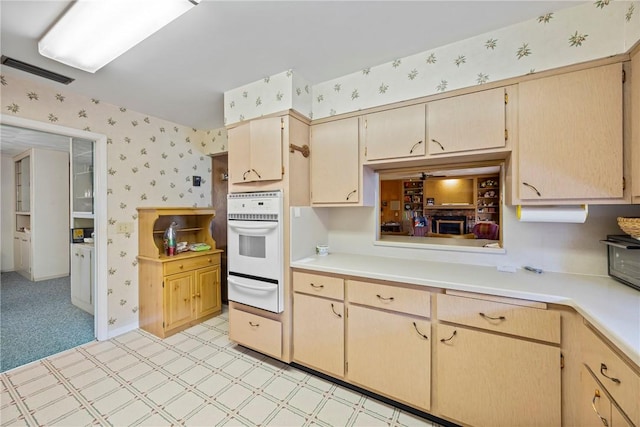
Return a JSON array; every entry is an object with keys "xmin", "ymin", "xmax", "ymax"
[{"xmin": 1, "ymin": 307, "xmax": 442, "ymax": 427}]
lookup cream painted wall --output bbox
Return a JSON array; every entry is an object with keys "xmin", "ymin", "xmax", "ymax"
[
  {"xmin": 316, "ymin": 203, "xmax": 640, "ymax": 276},
  {"xmin": 1, "ymin": 155, "xmax": 15, "ymax": 271}
]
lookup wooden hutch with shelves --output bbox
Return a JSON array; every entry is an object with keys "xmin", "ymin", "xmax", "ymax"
[{"xmin": 137, "ymin": 207, "xmax": 224, "ymax": 338}]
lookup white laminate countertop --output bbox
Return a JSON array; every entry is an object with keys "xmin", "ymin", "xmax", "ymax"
[{"xmin": 291, "ymin": 253, "xmax": 640, "ymax": 366}]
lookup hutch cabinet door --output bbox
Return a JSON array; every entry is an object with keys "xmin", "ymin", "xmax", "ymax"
[
  {"xmin": 195, "ymin": 265, "xmax": 221, "ymax": 319},
  {"xmin": 164, "ymin": 271, "xmax": 195, "ymax": 331}
]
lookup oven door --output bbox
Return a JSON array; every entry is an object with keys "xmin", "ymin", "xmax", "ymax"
[
  {"xmin": 227, "ymin": 219, "xmax": 282, "ymax": 282},
  {"xmin": 228, "ymin": 275, "xmax": 282, "ymax": 313}
]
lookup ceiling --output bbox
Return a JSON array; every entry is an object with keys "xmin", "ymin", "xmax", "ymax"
[
  {"xmin": 1, "ymin": 1, "xmax": 584, "ymax": 131},
  {"xmin": 0, "ymin": 125, "xmax": 71, "ymax": 156}
]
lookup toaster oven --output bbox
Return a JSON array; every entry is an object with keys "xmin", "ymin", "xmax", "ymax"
[{"xmin": 601, "ymin": 235, "xmax": 640, "ymax": 291}]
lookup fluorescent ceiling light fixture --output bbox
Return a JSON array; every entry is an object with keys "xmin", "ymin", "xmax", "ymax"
[{"xmin": 38, "ymin": 0, "xmax": 199, "ymax": 73}]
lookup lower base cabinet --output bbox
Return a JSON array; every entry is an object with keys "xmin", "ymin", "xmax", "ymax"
[
  {"xmin": 348, "ymin": 305, "xmax": 431, "ymax": 411},
  {"xmin": 71, "ymin": 244, "xmax": 93, "ymax": 314},
  {"xmin": 436, "ymin": 323, "xmax": 561, "ymax": 427},
  {"xmin": 293, "ymin": 293, "xmax": 344, "ymax": 377},
  {"xmin": 138, "ymin": 252, "xmax": 222, "ymax": 338},
  {"xmin": 229, "ymin": 304, "xmax": 282, "ymax": 360}
]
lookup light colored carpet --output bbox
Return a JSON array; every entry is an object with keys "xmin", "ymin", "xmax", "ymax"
[{"xmin": 0, "ymin": 271, "xmax": 94, "ymax": 372}]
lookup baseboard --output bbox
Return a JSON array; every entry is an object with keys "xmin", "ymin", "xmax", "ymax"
[{"xmin": 107, "ymin": 321, "xmax": 139, "ymax": 340}]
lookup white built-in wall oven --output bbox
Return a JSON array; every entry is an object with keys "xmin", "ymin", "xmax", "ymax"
[{"xmin": 227, "ymin": 191, "xmax": 284, "ymax": 313}]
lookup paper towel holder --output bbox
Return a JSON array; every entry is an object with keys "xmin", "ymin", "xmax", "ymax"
[{"xmin": 517, "ymin": 205, "xmax": 589, "ymax": 223}]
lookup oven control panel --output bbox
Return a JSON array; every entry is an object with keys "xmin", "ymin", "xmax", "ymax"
[{"xmin": 228, "ymin": 191, "xmax": 283, "ymax": 216}]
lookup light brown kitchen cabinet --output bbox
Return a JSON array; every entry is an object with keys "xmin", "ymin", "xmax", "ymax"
[
  {"xmin": 347, "ymin": 280, "xmax": 431, "ymax": 411},
  {"xmin": 229, "ymin": 304, "xmax": 282, "ymax": 360},
  {"xmin": 437, "ymin": 323, "xmax": 561, "ymax": 427},
  {"xmin": 292, "ymin": 271, "xmax": 345, "ymax": 377},
  {"xmin": 137, "ymin": 207, "xmax": 223, "ymax": 338},
  {"xmin": 310, "ymin": 117, "xmax": 361, "ymax": 204},
  {"xmin": 581, "ymin": 322, "xmax": 640, "ymax": 426},
  {"xmin": 228, "ymin": 116, "xmax": 283, "ymax": 184},
  {"xmin": 363, "ymin": 104, "xmax": 426, "ymax": 161},
  {"xmin": 427, "ymin": 87, "xmax": 507, "ymax": 155},
  {"xmin": 631, "ymin": 49, "xmax": 640, "ymax": 204},
  {"xmin": 581, "ymin": 365, "xmax": 614, "ymax": 427},
  {"xmin": 436, "ymin": 292, "xmax": 561, "ymax": 427},
  {"xmin": 516, "ymin": 63, "xmax": 624, "ymax": 202},
  {"xmin": 348, "ymin": 304, "xmax": 431, "ymax": 411},
  {"xmin": 293, "ymin": 293, "xmax": 344, "ymax": 377}
]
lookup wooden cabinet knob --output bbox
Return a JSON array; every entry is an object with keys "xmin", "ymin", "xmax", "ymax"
[{"xmin": 179, "ymin": 264, "xmax": 184, "ymax": 269}]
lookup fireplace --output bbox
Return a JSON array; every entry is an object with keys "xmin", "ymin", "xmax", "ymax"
[{"xmin": 432, "ymin": 216, "xmax": 467, "ymax": 235}]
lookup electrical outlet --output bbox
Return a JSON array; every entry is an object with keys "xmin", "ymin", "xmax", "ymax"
[{"xmin": 116, "ymin": 222, "xmax": 133, "ymax": 233}]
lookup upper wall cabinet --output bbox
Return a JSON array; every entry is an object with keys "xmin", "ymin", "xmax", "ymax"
[
  {"xmin": 631, "ymin": 50, "xmax": 640, "ymax": 204},
  {"xmin": 427, "ymin": 87, "xmax": 507, "ymax": 155},
  {"xmin": 310, "ymin": 117, "xmax": 362, "ymax": 205},
  {"xmin": 71, "ymin": 138, "xmax": 94, "ymax": 217},
  {"xmin": 515, "ymin": 63, "xmax": 624, "ymax": 203},
  {"xmin": 228, "ymin": 116, "xmax": 283, "ymax": 184},
  {"xmin": 362, "ymin": 104, "xmax": 426, "ymax": 162}
]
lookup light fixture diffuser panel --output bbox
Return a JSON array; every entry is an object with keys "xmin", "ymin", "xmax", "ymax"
[{"xmin": 38, "ymin": 0, "xmax": 196, "ymax": 73}]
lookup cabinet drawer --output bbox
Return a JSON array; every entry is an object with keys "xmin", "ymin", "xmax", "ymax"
[
  {"xmin": 164, "ymin": 253, "xmax": 220, "ymax": 276},
  {"xmin": 293, "ymin": 271, "xmax": 344, "ymax": 300},
  {"xmin": 437, "ymin": 293, "xmax": 560, "ymax": 343},
  {"xmin": 582, "ymin": 324, "xmax": 640, "ymax": 426},
  {"xmin": 229, "ymin": 306, "xmax": 282, "ymax": 359},
  {"xmin": 347, "ymin": 280, "xmax": 430, "ymax": 318}
]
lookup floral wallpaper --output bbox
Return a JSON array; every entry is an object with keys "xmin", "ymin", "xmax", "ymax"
[
  {"xmin": 1, "ymin": 71, "xmax": 218, "ymax": 334},
  {"xmin": 225, "ymin": 1, "xmax": 639, "ymax": 125},
  {"xmin": 224, "ymin": 69, "xmax": 312, "ymax": 126}
]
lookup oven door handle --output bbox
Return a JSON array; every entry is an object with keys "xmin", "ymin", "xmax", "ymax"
[
  {"xmin": 229, "ymin": 222, "xmax": 278, "ymax": 235},
  {"xmin": 600, "ymin": 239, "xmax": 640, "ymax": 249},
  {"xmin": 228, "ymin": 278, "xmax": 278, "ymax": 292}
]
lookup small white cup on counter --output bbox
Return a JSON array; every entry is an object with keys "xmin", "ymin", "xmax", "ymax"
[{"xmin": 316, "ymin": 244, "xmax": 329, "ymax": 256}]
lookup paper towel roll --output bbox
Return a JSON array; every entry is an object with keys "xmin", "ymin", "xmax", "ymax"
[{"xmin": 517, "ymin": 205, "xmax": 588, "ymax": 223}]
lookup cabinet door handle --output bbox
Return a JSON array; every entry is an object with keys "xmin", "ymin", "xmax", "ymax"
[
  {"xmin": 600, "ymin": 363, "xmax": 621, "ymax": 384},
  {"xmin": 207, "ymin": 258, "xmax": 212, "ymax": 263},
  {"xmin": 346, "ymin": 190, "xmax": 357, "ymax": 201},
  {"xmin": 309, "ymin": 283, "xmax": 324, "ymax": 289},
  {"xmin": 409, "ymin": 140, "xmax": 423, "ymax": 154},
  {"xmin": 80, "ymin": 254, "xmax": 84, "ymax": 258},
  {"xmin": 591, "ymin": 389, "xmax": 609, "ymax": 427},
  {"xmin": 430, "ymin": 138, "xmax": 445, "ymax": 151},
  {"xmin": 522, "ymin": 182, "xmax": 542, "ymax": 197},
  {"xmin": 243, "ymin": 169, "xmax": 251, "ymax": 180},
  {"xmin": 251, "ymin": 168, "xmax": 262, "ymax": 179},
  {"xmin": 479, "ymin": 312, "xmax": 506, "ymax": 321},
  {"xmin": 440, "ymin": 330, "xmax": 457, "ymax": 343},
  {"xmin": 179, "ymin": 265, "xmax": 184, "ymax": 269},
  {"xmin": 330, "ymin": 303, "xmax": 342, "ymax": 318},
  {"xmin": 249, "ymin": 321, "xmax": 260, "ymax": 327},
  {"xmin": 412, "ymin": 322, "xmax": 428, "ymax": 340},
  {"xmin": 376, "ymin": 294, "xmax": 394, "ymax": 302}
]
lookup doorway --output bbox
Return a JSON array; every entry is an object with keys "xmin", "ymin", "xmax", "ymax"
[{"xmin": 1, "ymin": 114, "xmax": 108, "ymax": 345}]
